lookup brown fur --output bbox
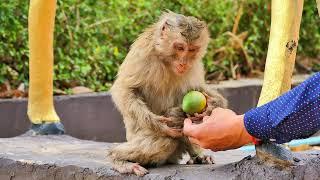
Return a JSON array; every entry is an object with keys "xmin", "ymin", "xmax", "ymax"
[{"xmin": 107, "ymin": 11, "xmax": 227, "ymax": 176}]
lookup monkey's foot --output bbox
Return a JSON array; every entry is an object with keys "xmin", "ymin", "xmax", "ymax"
[
  {"xmin": 25, "ymin": 122, "xmax": 65, "ymax": 135},
  {"xmin": 256, "ymin": 142, "xmax": 294, "ymax": 168},
  {"xmin": 187, "ymin": 155, "xmax": 214, "ymax": 164},
  {"xmin": 112, "ymin": 162, "xmax": 149, "ymax": 176}
]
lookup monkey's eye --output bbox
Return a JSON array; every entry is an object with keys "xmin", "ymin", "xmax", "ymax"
[
  {"xmin": 188, "ymin": 46, "xmax": 199, "ymax": 52},
  {"xmin": 174, "ymin": 43, "xmax": 185, "ymax": 51},
  {"xmin": 177, "ymin": 46, "xmax": 184, "ymax": 51}
]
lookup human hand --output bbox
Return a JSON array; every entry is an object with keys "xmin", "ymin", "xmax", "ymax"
[{"xmin": 183, "ymin": 108, "xmax": 252, "ymax": 151}]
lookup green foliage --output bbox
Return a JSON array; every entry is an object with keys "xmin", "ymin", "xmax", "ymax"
[
  {"xmin": 0, "ymin": 1, "xmax": 29, "ymax": 86},
  {"xmin": 0, "ymin": 0, "xmax": 319, "ymax": 91}
]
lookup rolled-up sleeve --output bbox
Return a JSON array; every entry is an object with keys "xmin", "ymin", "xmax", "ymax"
[{"xmin": 244, "ymin": 72, "xmax": 320, "ymax": 143}]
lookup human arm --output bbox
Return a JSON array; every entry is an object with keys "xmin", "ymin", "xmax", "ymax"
[
  {"xmin": 244, "ymin": 72, "xmax": 320, "ymax": 143},
  {"xmin": 183, "ymin": 72, "xmax": 320, "ymax": 151}
]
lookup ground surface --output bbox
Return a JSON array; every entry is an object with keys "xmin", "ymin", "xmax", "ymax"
[{"xmin": 0, "ymin": 135, "xmax": 319, "ymax": 180}]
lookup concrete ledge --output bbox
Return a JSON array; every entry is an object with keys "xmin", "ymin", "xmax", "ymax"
[
  {"xmin": 0, "ymin": 75, "xmax": 310, "ymax": 142},
  {"xmin": 0, "ymin": 93, "xmax": 126, "ymax": 142},
  {"xmin": 0, "ymin": 135, "xmax": 319, "ymax": 180}
]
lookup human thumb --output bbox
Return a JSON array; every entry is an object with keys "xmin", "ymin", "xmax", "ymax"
[{"xmin": 183, "ymin": 118, "xmax": 193, "ymax": 136}]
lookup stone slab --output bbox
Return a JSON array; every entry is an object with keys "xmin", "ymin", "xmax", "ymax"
[{"xmin": 0, "ymin": 135, "xmax": 319, "ymax": 180}]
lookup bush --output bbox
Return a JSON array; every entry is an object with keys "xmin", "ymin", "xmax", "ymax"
[{"xmin": 0, "ymin": 0, "xmax": 319, "ymax": 91}]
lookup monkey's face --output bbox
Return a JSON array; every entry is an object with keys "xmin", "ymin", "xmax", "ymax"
[
  {"xmin": 155, "ymin": 13, "xmax": 210, "ymax": 76},
  {"xmin": 166, "ymin": 34, "xmax": 208, "ymax": 76},
  {"xmin": 170, "ymin": 41, "xmax": 200, "ymax": 75}
]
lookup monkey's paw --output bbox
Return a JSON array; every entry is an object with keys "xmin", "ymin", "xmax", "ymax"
[
  {"xmin": 131, "ymin": 163, "xmax": 149, "ymax": 176},
  {"xmin": 186, "ymin": 113, "xmax": 205, "ymax": 122},
  {"xmin": 112, "ymin": 162, "xmax": 149, "ymax": 177},
  {"xmin": 187, "ymin": 155, "xmax": 214, "ymax": 164}
]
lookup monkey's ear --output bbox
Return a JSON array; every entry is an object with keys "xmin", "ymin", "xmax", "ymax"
[{"xmin": 161, "ymin": 19, "xmax": 174, "ymax": 36}]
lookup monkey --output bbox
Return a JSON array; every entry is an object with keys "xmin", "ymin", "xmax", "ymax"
[{"xmin": 107, "ymin": 11, "xmax": 227, "ymax": 176}]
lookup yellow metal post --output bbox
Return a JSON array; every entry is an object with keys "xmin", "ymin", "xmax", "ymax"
[
  {"xmin": 258, "ymin": 0, "xmax": 304, "ymax": 106},
  {"xmin": 28, "ymin": 0, "xmax": 60, "ymax": 124},
  {"xmin": 256, "ymin": 0, "xmax": 304, "ymax": 165}
]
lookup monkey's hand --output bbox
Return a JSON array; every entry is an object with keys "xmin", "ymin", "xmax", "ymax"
[
  {"xmin": 186, "ymin": 113, "xmax": 204, "ymax": 123},
  {"xmin": 158, "ymin": 116, "xmax": 184, "ymax": 128},
  {"xmin": 185, "ymin": 91, "xmax": 223, "ymax": 123},
  {"xmin": 198, "ymin": 86, "xmax": 228, "ymax": 109},
  {"xmin": 156, "ymin": 116, "xmax": 184, "ymax": 138},
  {"xmin": 162, "ymin": 107, "xmax": 186, "ymax": 128},
  {"xmin": 200, "ymin": 91, "xmax": 224, "ymax": 116}
]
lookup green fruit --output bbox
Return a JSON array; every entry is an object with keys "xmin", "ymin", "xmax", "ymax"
[{"xmin": 182, "ymin": 91, "xmax": 207, "ymax": 114}]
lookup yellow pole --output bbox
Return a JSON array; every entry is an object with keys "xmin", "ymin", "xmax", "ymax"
[
  {"xmin": 28, "ymin": 0, "xmax": 60, "ymax": 124},
  {"xmin": 256, "ymin": 0, "xmax": 304, "ymax": 165},
  {"xmin": 258, "ymin": 0, "xmax": 304, "ymax": 106}
]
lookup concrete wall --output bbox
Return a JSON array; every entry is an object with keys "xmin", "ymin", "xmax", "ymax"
[
  {"xmin": 0, "ymin": 93, "xmax": 126, "ymax": 142},
  {"xmin": 0, "ymin": 75, "xmax": 310, "ymax": 142}
]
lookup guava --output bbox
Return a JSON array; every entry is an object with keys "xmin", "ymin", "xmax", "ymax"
[{"xmin": 182, "ymin": 91, "xmax": 207, "ymax": 114}]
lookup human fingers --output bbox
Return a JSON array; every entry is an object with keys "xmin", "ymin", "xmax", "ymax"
[
  {"xmin": 210, "ymin": 108, "xmax": 237, "ymax": 117},
  {"xmin": 183, "ymin": 118, "xmax": 203, "ymax": 137},
  {"xmin": 210, "ymin": 107, "xmax": 224, "ymax": 116},
  {"xmin": 202, "ymin": 116, "xmax": 211, "ymax": 122}
]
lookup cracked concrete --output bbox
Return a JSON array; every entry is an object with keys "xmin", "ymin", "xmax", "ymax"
[{"xmin": 0, "ymin": 135, "xmax": 319, "ymax": 180}]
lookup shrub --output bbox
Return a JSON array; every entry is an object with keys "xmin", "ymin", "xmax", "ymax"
[{"xmin": 0, "ymin": 0, "xmax": 319, "ymax": 91}]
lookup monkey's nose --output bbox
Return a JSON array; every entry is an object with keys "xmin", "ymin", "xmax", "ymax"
[
  {"xmin": 178, "ymin": 65, "xmax": 186, "ymax": 71},
  {"xmin": 179, "ymin": 63, "xmax": 187, "ymax": 68}
]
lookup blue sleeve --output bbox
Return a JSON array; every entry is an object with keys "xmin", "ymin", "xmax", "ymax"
[{"xmin": 244, "ymin": 72, "xmax": 320, "ymax": 143}]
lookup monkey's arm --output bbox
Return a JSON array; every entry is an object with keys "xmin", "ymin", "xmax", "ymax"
[
  {"xmin": 163, "ymin": 107, "xmax": 186, "ymax": 129},
  {"xmin": 111, "ymin": 85, "xmax": 182, "ymax": 138}
]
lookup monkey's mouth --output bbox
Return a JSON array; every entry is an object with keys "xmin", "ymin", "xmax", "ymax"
[
  {"xmin": 175, "ymin": 64, "xmax": 188, "ymax": 75},
  {"xmin": 175, "ymin": 66, "xmax": 186, "ymax": 74}
]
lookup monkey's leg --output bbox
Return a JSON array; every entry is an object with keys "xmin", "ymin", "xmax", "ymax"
[
  {"xmin": 166, "ymin": 140, "xmax": 186, "ymax": 165},
  {"xmin": 107, "ymin": 136, "xmax": 178, "ymax": 176},
  {"xmin": 185, "ymin": 140, "xmax": 214, "ymax": 164}
]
